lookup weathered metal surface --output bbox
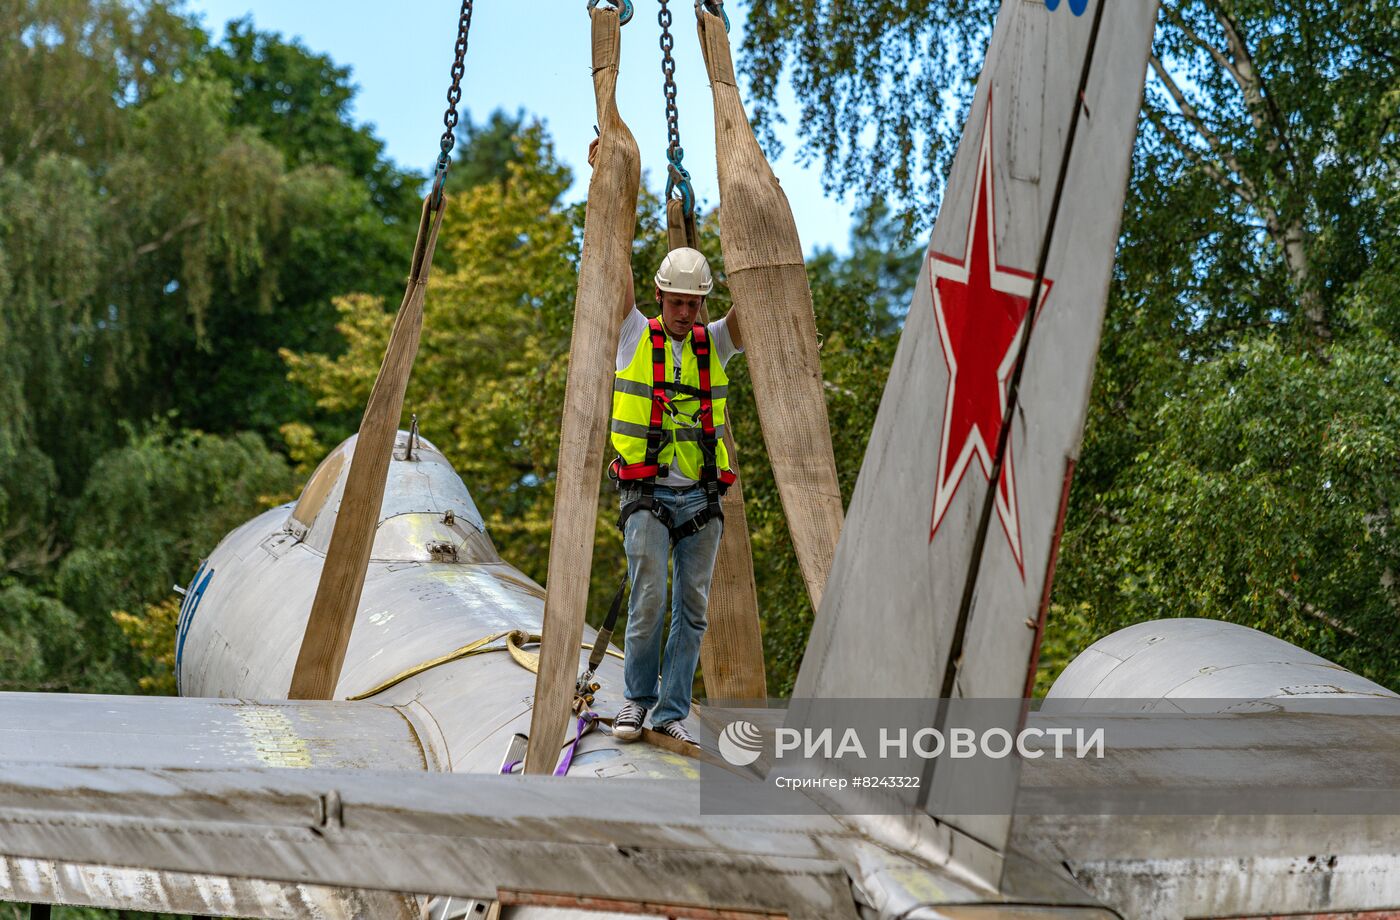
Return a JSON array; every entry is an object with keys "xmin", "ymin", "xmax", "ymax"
[
  {"xmin": 0, "ymin": 425, "xmax": 779, "ymax": 916},
  {"xmin": 1011, "ymin": 709, "xmax": 1400, "ymax": 920},
  {"xmin": 497, "ymin": 909, "xmax": 662, "ymax": 920},
  {"xmin": 1045, "ymin": 618, "xmax": 1398, "ymax": 709},
  {"xmin": 499, "ymin": 889, "xmax": 786, "ymax": 918},
  {"xmin": 497, "ymin": 909, "xmax": 665, "ymax": 920},
  {"xmin": 15, "ymin": 424, "xmax": 1400, "ymax": 920},
  {"xmin": 3, "ymin": 0, "xmax": 1392, "ymax": 900},
  {"xmin": 1017, "ymin": 709, "xmax": 1400, "ymax": 812},
  {"xmin": 0, "ymin": 694, "xmax": 426, "ymax": 771},
  {"xmin": 0, "ymin": 767, "xmax": 861, "ymax": 920},
  {"xmin": 0, "ymin": 855, "xmax": 419, "ymax": 919},
  {"xmin": 1227, "ymin": 914, "xmax": 1400, "ymax": 919},
  {"xmin": 290, "ymin": 438, "xmax": 349, "ymax": 535},
  {"xmin": 905, "ymin": 909, "xmax": 1117, "ymax": 920},
  {"xmin": 300, "ymin": 431, "xmax": 495, "ymax": 561},
  {"xmin": 1014, "ymin": 817, "xmax": 1400, "ymax": 920},
  {"xmin": 1030, "ymin": 618, "xmax": 1400, "ymax": 918}
]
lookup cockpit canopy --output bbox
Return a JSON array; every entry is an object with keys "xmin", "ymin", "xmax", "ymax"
[{"xmin": 287, "ymin": 430, "xmax": 499, "ymax": 564}]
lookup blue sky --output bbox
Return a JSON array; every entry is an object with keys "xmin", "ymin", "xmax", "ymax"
[{"xmin": 187, "ymin": 0, "xmax": 860, "ymax": 254}]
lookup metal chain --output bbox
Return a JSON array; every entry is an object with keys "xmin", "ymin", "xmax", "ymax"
[
  {"xmin": 659, "ymin": 0, "xmax": 681, "ymax": 154},
  {"xmin": 432, "ymin": 0, "xmax": 476, "ymax": 205},
  {"xmin": 658, "ymin": 0, "xmax": 695, "ymax": 215}
]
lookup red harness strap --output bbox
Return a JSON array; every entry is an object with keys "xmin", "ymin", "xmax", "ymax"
[
  {"xmin": 692, "ymin": 324, "xmax": 737, "ymax": 487},
  {"xmin": 613, "ymin": 318, "xmax": 671, "ymax": 481}
]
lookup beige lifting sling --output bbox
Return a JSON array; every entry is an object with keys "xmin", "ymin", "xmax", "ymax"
[
  {"xmin": 697, "ymin": 8, "xmax": 845, "ymax": 615},
  {"xmin": 524, "ymin": 6, "xmax": 641, "ymax": 773},
  {"xmin": 288, "ymin": 183, "xmax": 446, "ymax": 701},
  {"xmin": 286, "ymin": 1, "xmax": 475, "ymax": 702}
]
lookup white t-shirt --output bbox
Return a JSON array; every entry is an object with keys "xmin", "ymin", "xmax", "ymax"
[
  {"xmin": 615, "ymin": 308, "xmax": 742, "ymax": 372},
  {"xmin": 615, "ymin": 307, "xmax": 743, "ymax": 487}
]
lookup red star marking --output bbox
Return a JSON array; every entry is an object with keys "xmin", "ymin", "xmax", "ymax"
[{"xmin": 927, "ymin": 101, "xmax": 1052, "ymax": 575}]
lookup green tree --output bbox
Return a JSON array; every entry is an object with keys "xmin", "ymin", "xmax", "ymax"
[
  {"xmin": 1, "ymin": 420, "xmax": 293, "ymax": 697},
  {"xmin": 1056, "ymin": 308, "xmax": 1400, "ymax": 689},
  {"xmin": 1, "ymin": 2, "xmax": 285, "ymax": 491},
  {"xmin": 446, "ymin": 108, "xmax": 533, "ymax": 195},
  {"xmin": 741, "ymin": 0, "xmax": 996, "ymax": 231},
  {"xmin": 54, "ymin": 425, "xmax": 295, "ymax": 693},
  {"xmin": 208, "ymin": 18, "xmax": 421, "ymax": 216},
  {"xmin": 0, "ymin": 2, "xmax": 426, "ymax": 697},
  {"xmin": 1047, "ymin": 0, "xmax": 1400, "ymax": 689},
  {"xmin": 0, "ymin": 1, "xmax": 291, "ymax": 621},
  {"xmin": 161, "ymin": 19, "xmax": 425, "ymax": 438},
  {"xmin": 0, "ymin": 584, "xmax": 99, "ymax": 692}
]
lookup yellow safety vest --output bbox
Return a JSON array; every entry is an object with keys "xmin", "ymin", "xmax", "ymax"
[{"xmin": 611, "ymin": 317, "xmax": 731, "ymax": 483}]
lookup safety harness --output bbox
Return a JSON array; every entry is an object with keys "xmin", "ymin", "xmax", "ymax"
[{"xmin": 611, "ymin": 317, "xmax": 735, "ymax": 542}]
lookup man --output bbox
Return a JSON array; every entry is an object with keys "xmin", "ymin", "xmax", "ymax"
[
  {"xmin": 594, "ymin": 131, "xmax": 745, "ymax": 746},
  {"xmin": 609, "ymin": 245, "xmax": 744, "ymax": 746}
]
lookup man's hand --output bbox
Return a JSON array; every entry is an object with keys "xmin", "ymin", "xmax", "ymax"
[{"xmin": 588, "ymin": 137, "xmax": 600, "ymax": 168}]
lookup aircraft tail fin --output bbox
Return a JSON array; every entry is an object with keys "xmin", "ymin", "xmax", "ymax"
[{"xmin": 789, "ymin": 0, "xmax": 1159, "ymax": 880}]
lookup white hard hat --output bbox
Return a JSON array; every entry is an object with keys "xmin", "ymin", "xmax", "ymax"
[{"xmin": 654, "ymin": 247, "xmax": 714, "ymax": 296}]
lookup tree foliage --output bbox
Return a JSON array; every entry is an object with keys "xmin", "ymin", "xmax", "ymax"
[
  {"xmin": 1051, "ymin": 1, "xmax": 1400, "ymax": 689},
  {"xmin": 0, "ymin": 0, "xmax": 412, "ymax": 699},
  {"xmin": 1060, "ymin": 309, "xmax": 1400, "ymax": 686},
  {"xmin": 741, "ymin": 0, "xmax": 997, "ymax": 230}
]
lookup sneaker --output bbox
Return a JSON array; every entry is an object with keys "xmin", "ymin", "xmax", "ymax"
[
  {"xmin": 653, "ymin": 720, "xmax": 697, "ymax": 747},
  {"xmin": 613, "ymin": 701, "xmax": 646, "ymax": 742}
]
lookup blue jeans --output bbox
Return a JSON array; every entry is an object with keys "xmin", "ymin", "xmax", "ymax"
[{"xmin": 621, "ymin": 484, "xmax": 723, "ymax": 726}]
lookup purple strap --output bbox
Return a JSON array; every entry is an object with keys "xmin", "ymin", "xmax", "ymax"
[
  {"xmin": 500, "ymin": 713, "xmax": 596, "ymax": 776},
  {"xmin": 553, "ymin": 713, "xmax": 596, "ymax": 777}
]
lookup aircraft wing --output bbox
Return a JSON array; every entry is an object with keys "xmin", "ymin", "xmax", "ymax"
[
  {"xmin": 0, "ymin": 692, "xmax": 870, "ymax": 918},
  {"xmin": 3, "ymin": 697, "xmax": 1396, "ymax": 919},
  {"xmin": 0, "ymin": 692, "xmax": 430, "ymax": 771},
  {"xmin": 1010, "ymin": 708, "xmax": 1400, "ymax": 919},
  {"xmin": 0, "ymin": 760, "xmax": 868, "ymax": 919},
  {"xmin": 0, "ymin": 692, "xmax": 435, "ymax": 917}
]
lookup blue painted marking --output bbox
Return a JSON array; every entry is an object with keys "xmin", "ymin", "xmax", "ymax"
[
  {"xmin": 175, "ymin": 562, "xmax": 213, "ymax": 695},
  {"xmin": 1044, "ymin": 0, "xmax": 1087, "ymax": 14},
  {"xmin": 174, "ymin": 562, "xmax": 201, "ymax": 646},
  {"xmin": 174, "ymin": 562, "xmax": 201, "ymax": 694}
]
